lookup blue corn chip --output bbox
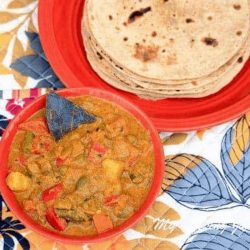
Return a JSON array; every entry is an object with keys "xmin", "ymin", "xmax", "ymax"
[{"xmin": 46, "ymin": 93, "xmax": 96, "ymax": 140}]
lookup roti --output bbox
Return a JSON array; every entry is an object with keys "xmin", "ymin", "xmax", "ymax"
[{"xmin": 82, "ymin": 0, "xmax": 250, "ymax": 99}]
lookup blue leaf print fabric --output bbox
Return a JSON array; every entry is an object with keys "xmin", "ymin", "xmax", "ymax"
[
  {"xmin": 163, "ymin": 154, "xmax": 236, "ymax": 210},
  {"xmin": 163, "ymin": 114, "xmax": 250, "ymax": 210},
  {"xmin": 2, "ymin": 234, "xmax": 15, "ymax": 250},
  {"xmin": 221, "ymin": 114, "xmax": 250, "ymax": 203},
  {"xmin": 0, "ymin": 115, "xmax": 9, "ymax": 137},
  {"xmin": 182, "ymin": 223, "xmax": 250, "ymax": 250},
  {"xmin": 0, "ymin": 196, "xmax": 30, "ymax": 250},
  {"xmin": 25, "ymin": 32, "xmax": 46, "ymax": 60},
  {"xmin": 10, "ymin": 32, "xmax": 64, "ymax": 89},
  {"xmin": 5, "ymin": 230, "xmax": 30, "ymax": 250}
]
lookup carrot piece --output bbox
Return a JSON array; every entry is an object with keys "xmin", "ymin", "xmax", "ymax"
[
  {"xmin": 93, "ymin": 214, "xmax": 113, "ymax": 234},
  {"xmin": 23, "ymin": 200, "xmax": 36, "ymax": 211}
]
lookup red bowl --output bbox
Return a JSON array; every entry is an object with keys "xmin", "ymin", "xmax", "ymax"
[{"xmin": 0, "ymin": 88, "xmax": 164, "ymax": 244}]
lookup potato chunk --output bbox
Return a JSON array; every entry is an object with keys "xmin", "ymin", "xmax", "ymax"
[
  {"xmin": 54, "ymin": 198, "xmax": 72, "ymax": 210},
  {"xmin": 27, "ymin": 163, "xmax": 40, "ymax": 175},
  {"xmin": 102, "ymin": 159, "xmax": 124, "ymax": 181},
  {"xmin": 6, "ymin": 172, "xmax": 31, "ymax": 192}
]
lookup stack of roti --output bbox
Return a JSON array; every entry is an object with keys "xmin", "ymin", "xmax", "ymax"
[{"xmin": 82, "ymin": 0, "xmax": 250, "ymax": 99}]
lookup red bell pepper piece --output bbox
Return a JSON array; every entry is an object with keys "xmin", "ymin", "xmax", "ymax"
[
  {"xmin": 127, "ymin": 156, "xmax": 138, "ymax": 167},
  {"xmin": 88, "ymin": 143, "xmax": 107, "ymax": 163},
  {"xmin": 55, "ymin": 157, "xmax": 64, "ymax": 167},
  {"xmin": 44, "ymin": 141, "xmax": 51, "ymax": 151},
  {"xmin": 93, "ymin": 214, "xmax": 113, "ymax": 234},
  {"xmin": 19, "ymin": 117, "xmax": 49, "ymax": 135},
  {"xmin": 18, "ymin": 155, "xmax": 27, "ymax": 166},
  {"xmin": 104, "ymin": 195, "xmax": 120, "ymax": 206},
  {"xmin": 41, "ymin": 183, "xmax": 63, "ymax": 202},
  {"xmin": 31, "ymin": 136, "xmax": 54, "ymax": 155},
  {"xmin": 46, "ymin": 207, "xmax": 67, "ymax": 231},
  {"xmin": 91, "ymin": 143, "xmax": 107, "ymax": 154}
]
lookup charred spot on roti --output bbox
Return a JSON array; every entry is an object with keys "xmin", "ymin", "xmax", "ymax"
[
  {"xmin": 238, "ymin": 56, "xmax": 243, "ymax": 63},
  {"xmin": 135, "ymin": 85, "xmax": 143, "ymax": 89},
  {"xmin": 109, "ymin": 15, "xmax": 113, "ymax": 20},
  {"xmin": 190, "ymin": 39, "xmax": 195, "ymax": 47},
  {"xmin": 96, "ymin": 52, "xmax": 103, "ymax": 60},
  {"xmin": 128, "ymin": 7, "xmax": 152, "ymax": 23},
  {"xmin": 186, "ymin": 18, "xmax": 194, "ymax": 23},
  {"xmin": 134, "ymin": 44, "xmax": 159, "ymax": 62},
  {"xmin": 191, "ymin": 81, "xmax": 197, "ymax": 86},
  {"xmin": 236, "ymin": 31, "xmax": 242, "ymax": 36},
  {"xmin": 162, "ymin": 49, "xmax": 166, "ymax": 53},
  {"xmin": 169, "ymin": 38, "xmax": 175, "ymax": 43},
  {"xmin": 207, "ymin": 16, "xmax": 213, "ymax": 21},
  {"xmin": 123, "ymin": 22, "xmax": 127, "ymax": 26},
  {"xmin": 115, "ymin": 64, "xmax": 124, "ymax": 70},
  {"xmin": 233, "ymin": 4, "xmax": 241, "ymax": 10},
  {"xmin": 142, "ymin": 39, "xmax": 146, "ymax": 43},
  {"xmin": 202, "ymin": 37, "xmax": 218, "ymax": 47},
  {"xmin": 151, "ymin": 31, "xmax": 157, "ymax": 37},
  {"xmin": 123, "ymin": 37, "xmax": 128, "ymax": 41}
]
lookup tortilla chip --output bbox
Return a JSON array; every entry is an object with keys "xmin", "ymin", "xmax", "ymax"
[{"xmin": 46, "ymin": 93, "xmax": 96, "ymax": 140}]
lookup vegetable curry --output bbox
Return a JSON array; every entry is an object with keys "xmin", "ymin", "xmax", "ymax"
[{"xmin": 7, "ymin": 96, "xmax": 154, "ymax": 236}]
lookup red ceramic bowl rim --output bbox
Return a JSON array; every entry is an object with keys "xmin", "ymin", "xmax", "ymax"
[{"xmin": 0, "ymin": 87, "xmax": 164, "ymax": 244}]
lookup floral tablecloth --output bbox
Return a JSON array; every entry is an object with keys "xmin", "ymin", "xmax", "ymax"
[{"xmin": 1, "ymin": 1, "xmax": 250, "ymax": 250}]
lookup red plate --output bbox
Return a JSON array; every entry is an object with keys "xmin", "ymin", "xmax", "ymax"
[{"xmin": 38, "ymin": 0, "xmax": 250, "ymax": 131}]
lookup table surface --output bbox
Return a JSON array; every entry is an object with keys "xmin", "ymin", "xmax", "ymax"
[{"xmin": 1, "ymin": 1, "xmax": 250, "ymax": 249}]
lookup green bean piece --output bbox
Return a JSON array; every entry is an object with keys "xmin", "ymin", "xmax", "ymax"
[
  {"xmin": 59, "ymin": 166, "xmax": 68, "ymax": 176},
  {"xmin": 23, "ymin": 132, "xmax": 34, "ymax": 154},
  {"xmin": 76, "ymin": 176, "xmax": 88, "ymax": 190}
]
